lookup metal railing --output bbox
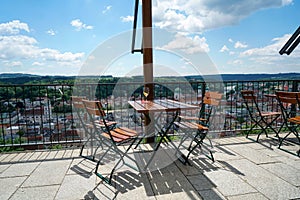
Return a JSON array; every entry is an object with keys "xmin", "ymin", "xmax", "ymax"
[{"xmin": 1, "ymin": 79, "xmax": 299, "ymax": 150}]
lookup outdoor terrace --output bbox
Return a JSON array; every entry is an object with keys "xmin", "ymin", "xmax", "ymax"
[
  {"xmin": 1, "ymin": 135, "xmax": 300, "ymax": 200},
  {"xmin": 0, "ymin": 79, "xmax": 299, "ymax": 199}
]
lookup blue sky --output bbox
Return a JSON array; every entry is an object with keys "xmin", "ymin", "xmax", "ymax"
[{"xmin": 0, "ymin": 0, "xmax": 299, "ymax": 76}]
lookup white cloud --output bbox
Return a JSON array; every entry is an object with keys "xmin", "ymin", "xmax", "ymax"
[
  {"xmin": 235, "ymin": 34, "xmax": 300, "ymax": 72},
  {"xmin": 46, "ymin": 29, "xmax": 56, "ymax": 36},
  {"xmin": 0, "ymin": 20, "xmax": 85, "ymax": 73},
  {"xmin": 3, "ymin": 60, "xmax": 23, "ymax": 67},
  {"xmin": 121, "ymin": 16, "xmax": 134, "ymax": 22},
  {"xmin": 228, "ymin": 38, "xmax": 234, "ymax": 43},
  {"xmin": 102, "ymin": 5, "xmax": 112, "ymax": 14},
  {"xmin": 152, "ymin": 0, "xmax": 292, "ymax": 33},
  {"xmin": 0, "ymin": 34, "xmax": 85, "ymax": 62},
  {"xmin": 0, "ymin": 20, "xmax": 29, "ymax": 35},
  {"xmin": 0, "ymin": 35, "xmax": 38, "ymax": 59},
  {"xmin": 220, "ymin": 45, "xmax": 229, "ymax": 52},
  {"xmin": 282, "ymin": 0, "xmax": 293, "ymax": 6},
  {"xmin": 70, "ymin": 19, "xmax": 93, "ymax": 31},
  {"xmin": 234, "ymin": 41, "xmax": 248, "ymax": 48},
  {"xmin": 32, "ymin": 61, "xmax": 44, "ymax": 66},
  {"xmin": 39, "ymin": 48, "xmax": 84, "ymax": 62},
  {"xmin": 161, "ymin": 33, "xmax": 209, "ymax": 54},
  {"xmin": 232, "ymin": 59, "xmax": 243, "ymax": 65},
  {"xmin": 240, "ymin": 35, "xmax": 291, "ymax": 57}
]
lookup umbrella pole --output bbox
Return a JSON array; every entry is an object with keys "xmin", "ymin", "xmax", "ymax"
[
  {"xmin": 142, "ymin": 0, "xmax": 153, "ymax": 96},
  {"xmin": 142, "ymin": 0, "xmax": 155, "ymax": 143}
]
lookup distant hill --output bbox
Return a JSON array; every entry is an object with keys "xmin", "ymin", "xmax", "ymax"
[
  {"xmin": 0, "ymin": 73, "xmax": 75, "ymax": 84},
  {"xmin": 186, "ymin": 73, "xmax": 300, "ymax": 81},
  {"xmin": 0, "ymin": 72, "xmax": 299, "ymax": 84},
  {"xmin": 220, "ymin": 73, "xmax": 300, "ymax": 81},
  {"xmin": 0, "ymin": 73, "xmax": 40, "ymax": 78}
]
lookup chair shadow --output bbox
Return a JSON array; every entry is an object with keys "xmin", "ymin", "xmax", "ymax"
[
  {"xmin": 188, "ymin": 147, "xmax": 245, "ymax": 176},
  {"xmin": 94, "ymin": 150, "xmax": 120, "ymax": 164},
  {"xmin": 89, "ymin": 170, "xmax": 146, "ymax": 200},
  {"xmin": 187, "ymin": 148, "xmax": 218, "ymax": 168},
  {"xmin": 84, "ymin": 191, "xmax": 100, "ymax": 200},
  {"xmin": 214, "ymin": 145, "xmax": 236, "ymax": 156},
  {"xmin": 217, "ymin": 160, "xmax": 245, "ymax": 176},
  {"xmin": 277, "ymin": 136, "xmax": 300, "ymax": 156},
  {"xmin": 113, "ymin": 171, "xmax": 145, "ymax": 194},
  {"xmin": 247, "ymin": 134, "xmax": 299, "ymax": 155},
  {"xmin": 91, "ymin": 158, "xmax": 225, "ymax": 199},
  {"xmin": 144, "ymin": 164, "xmax": 223, "ymax": 200},
  {"xmin": 251, "ymin": 136, "xmax": 279, "ymax": 150},
  {"xmin": 70, "ymin": 159, "xmax": 95, "ymax": 178}
]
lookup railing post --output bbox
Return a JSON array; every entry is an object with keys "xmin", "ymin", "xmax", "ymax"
[{"xmin": 292, "ymin": 80, "xmax": 298, "ymax": 92}]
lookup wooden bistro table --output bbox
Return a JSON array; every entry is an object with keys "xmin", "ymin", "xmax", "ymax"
[{"xmin": 128, "ymin": 99, "xmax": 199, "ymax": 167}]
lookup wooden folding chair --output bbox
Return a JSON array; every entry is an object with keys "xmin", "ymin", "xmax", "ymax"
[
  {"xmin": 72, "ymin": 96, "xmax": 117, "ymax": 161},
  {"xmin": 71, "ymin": 96, "xmax": 96, "ymax": 161},
  {"xmin": 175, "ymin": 91, "xmax": 223, "ymax": 163},
  {"xmin": 82, "ymin": 99, "xmax": 141, "ymax": 184},
  {"xmin": 241, "ymin": 90, "xmax": 281, "ymax": 142},
  {"xmin": 275, "ymin": 91, "xmax": 300, "ymax": 156}
]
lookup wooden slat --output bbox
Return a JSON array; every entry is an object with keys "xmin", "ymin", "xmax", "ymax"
[
  {"xmin": 288, "ymin": 117, "xmax": 300, "ymax": 124},
  {"xmin": 115, "ymin": 127, "xmax": 137, "ymax": 137},
  {"xmin": 71, "ymin": 96, "xmax": 86, "ymax": 109},
  {"xmin": 82, "ymin": 100, "xmax": 106, "ymax": 116},
  {"xmin": 276, "ymin": 91, "xmax": 300, "ymax": 104},
  {"xmin": 260, "ymin": 111, "xmax": 281, "ymax": 117},
  {"xmin": 101, "ymin": 133, "xmax": 123, "ymax": 143},
  {"xmin": 109, "ymin": 130, "xmax": 130, "ymax": 140},
  {"xmin": 118, "ymin": 127, "xmax": 138, "ymax": 135}
]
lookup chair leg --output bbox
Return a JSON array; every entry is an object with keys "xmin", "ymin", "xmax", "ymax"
[
  {"xmin": 209, "ymin": 150, "xmax": 215, "ymax": 162},
  {"xmin": 279, "ymin": 132, "xmax": 292, "ymax": 148},
  {"xmin": 80, "ymin": 131, "xmax": 105, "ymax": 162},
  {"xmin": 185, "ymin": 132, "xmax": 212, "ymax": 163},
  {"xmin": 187, "ymin": 130, "xmax": 203, "ymax": 151},
  {"xmin": 185, "ymin": 140, "xmax": 202, "ymax": 163},
  {"xmin": 134, "ymin": 137, "xmax": 144, "ymax": 149},
  {"xmin": 246, "ymin": 121, "xmax": 258, "ymax": 138},
  {"xmin": 95, "ymin": 139, "xmax": 139, "ymax": 185},
  {"xmin": 255, "ymin": 130, "xmax": 264, "ymax": 142},
  {"xmin": 95, "ymin": 160, "xmax": 112, "ymax": 184},
  {"xmin": 80, "ymin": 137, "xmax": 96, "ymax": 162}
]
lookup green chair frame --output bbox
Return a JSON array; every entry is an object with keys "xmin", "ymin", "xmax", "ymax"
[
  {"xmin": 241, "ymin": 90, "xmax": 281, "ymax": 142},
  {"xmin": 275, "ymin": 91, "xmax": 300, "ymax": 156}
]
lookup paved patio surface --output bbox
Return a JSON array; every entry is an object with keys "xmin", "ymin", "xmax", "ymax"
[{"xmin": 0, "ymin": 135, "xmax": 299, "ymax": 200}]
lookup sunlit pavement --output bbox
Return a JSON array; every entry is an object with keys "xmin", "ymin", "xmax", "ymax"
[{"xmin": 1, "ymin": 135, "xmax": 299, "ymax": 200}]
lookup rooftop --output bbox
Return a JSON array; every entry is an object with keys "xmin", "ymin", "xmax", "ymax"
[{"xmin": 1, "ymin": 135, "xmax": 299, "ymax": 200}]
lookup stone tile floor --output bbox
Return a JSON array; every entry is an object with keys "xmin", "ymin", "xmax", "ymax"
[{"xmin": 0, "ymin": 135, "xmax": 299, "ymax": 200}]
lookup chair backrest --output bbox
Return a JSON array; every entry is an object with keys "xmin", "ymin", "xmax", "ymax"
[
  {"xmin": 71, "ymin": 96, "xmax": 86, "ymax": 109},
  {"xmin": 203, "ymin": 91, "xmax": 222, "ymax": 106},
  {"xmin": 275, "ymin": 91, "xmax": 300, "ymax": 120},
  {"xmin": 241, "ymin": 90, "xmax": 261, "ymax": 117},
  {"xmin": 82, "ymin": 99, "xmax": 115, "ymax": 138},
  {"xmin": 198, "ymin": 91, "xmax": 223, "ymax": 126},
  {"xmin": 82, "ymin": 100, "xmax": 106, "ymax": 117},
  {"xmin": 275, "ymin": 91, "xmax": 300, "ymax": 104},
  {"xmin": 71, "ymin": 96, "xmax": 88, "ymax": 130}
]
